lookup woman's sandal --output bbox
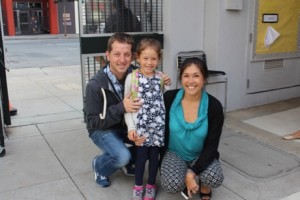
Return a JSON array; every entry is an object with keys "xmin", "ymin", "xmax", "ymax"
[{"xmin": 199, "ymin": 184, "xmax": 212, "ymax": 200}]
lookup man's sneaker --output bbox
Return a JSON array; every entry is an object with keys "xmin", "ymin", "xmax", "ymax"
[
  {"xmin": 143, "ymin": 184, "xmax": 156, "ymax": 200},
  {"xmin": 132, "ymin": 185, "xmax": 143, "ymax": 200},
  {"xmin": 120, "ymin": 164, "xmax": 135, "ymax": 176},
  {"xmin": 92, "ymin": 156, "xmax": 110, "ymax": 187}
]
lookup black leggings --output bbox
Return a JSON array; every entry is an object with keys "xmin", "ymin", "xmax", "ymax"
[{"xmin": 135, "ymin": 146, "xmax": 160, "ymax": 186}]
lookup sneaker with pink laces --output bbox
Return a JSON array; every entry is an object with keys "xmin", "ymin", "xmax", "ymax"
[
  {"xmin": 144, "ymin": 184, "xmax": 156, "ymax": 200},
  {"xmin": 132, "ymin": 185, "xmax": 143, "ymax": 200}
]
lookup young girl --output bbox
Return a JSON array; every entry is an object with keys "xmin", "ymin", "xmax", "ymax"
[{"xmin": 124, "ymin": 38, "xmax": 168, "ymax": 200}]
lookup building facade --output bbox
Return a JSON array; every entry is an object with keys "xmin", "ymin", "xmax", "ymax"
[
  {"xmin": 1, "ymin": 0, "xmax": 76, "ymax": 36},
  {"xmin": 78, "ymin": 0, "xmax": 300, "ymax": 112}
]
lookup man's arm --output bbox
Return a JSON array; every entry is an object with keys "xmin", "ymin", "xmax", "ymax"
[{"xmin": 162, "ymin": 73, "xmax": 172, "ymax": 87}]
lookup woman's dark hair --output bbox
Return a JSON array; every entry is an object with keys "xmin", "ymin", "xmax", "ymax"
[{"xmin": 179, "ymin": 57, "xmax": 208, "ymax": 80}]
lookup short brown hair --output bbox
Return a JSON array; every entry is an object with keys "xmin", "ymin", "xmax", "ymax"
[
  {"xmin": 136, "ymin": 38, "xmax": 162, "ymax": 60},
  {"xmin": 107, "ymin": 32, "xmax": 135, "ymax": 53}
]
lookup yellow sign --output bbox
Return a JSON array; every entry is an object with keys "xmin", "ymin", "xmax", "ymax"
[{"xmin": 255, "ymin": 0, "xmax": 300, "ymax": 55}]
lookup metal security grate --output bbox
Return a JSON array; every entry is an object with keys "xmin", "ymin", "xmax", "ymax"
[
  {"xmin": 81, "ymin": 55, "xmax": 105, "ymax": 98},
  {"xmin": 177, "ymin": 51, "xmax": 206, "ymax": 70},
  {"xmin": 82, "ymin": 54, "xmax": 163, "ymax": 85},
  {"xmin": 81, "ymin": 0, "xmax": 163, "ymax": 34},
  {"xmin": 79, "ymin": 0, "xmax": 164, "ymax": 119}
]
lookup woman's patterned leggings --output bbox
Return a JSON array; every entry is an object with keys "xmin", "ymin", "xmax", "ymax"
[{"xmin": 160, "ymin": 151, "xmax": 224, "ymax": 193}]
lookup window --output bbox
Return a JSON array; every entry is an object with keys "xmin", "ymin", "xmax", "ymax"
[{"xmin": 81, "ymin": 0, "xmax": 163, "ymax": 34}]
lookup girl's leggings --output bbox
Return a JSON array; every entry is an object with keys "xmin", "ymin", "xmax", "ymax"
[{"xmin": 135, "ymin": 146, "xmax": 160, "ymax": 186}]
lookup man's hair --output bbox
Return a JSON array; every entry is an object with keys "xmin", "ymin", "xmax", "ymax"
[{"xmin": 107, "ymin": 32, "xmax": 135, "ymax": 53}]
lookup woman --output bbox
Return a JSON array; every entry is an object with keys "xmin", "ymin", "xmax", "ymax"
[{"xmin": 160, "ymin": 57, "xmax": 224, "ymax": 200}]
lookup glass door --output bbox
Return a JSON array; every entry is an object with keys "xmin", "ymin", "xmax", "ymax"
[
  {"xmin": 13, "ymin": 10, "xmax": 21, "ymax": 35},
  {"xmin": 19, "ymin": 11, "xmax": 30, "ymax": 34}
]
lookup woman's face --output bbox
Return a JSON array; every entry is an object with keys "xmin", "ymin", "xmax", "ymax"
[{"xmin": 181, "ymin": 64, "xmax": 205, "ymax": 96}]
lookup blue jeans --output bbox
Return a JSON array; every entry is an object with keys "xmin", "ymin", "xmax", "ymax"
[{"xmin": 89, "ymin": 128, "xmax": 135, "ymax": 177}]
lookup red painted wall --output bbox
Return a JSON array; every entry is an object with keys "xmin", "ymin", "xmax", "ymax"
[{"xmin": 2, "ymin": 0, "xmax": 15, "ymax": 36}]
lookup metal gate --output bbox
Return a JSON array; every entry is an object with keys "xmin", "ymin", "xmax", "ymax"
[
  {"xmin": 78, "ymin": 0, "xmax": 163, "ymax": 115},
  {"xmin": 0, "ymin": 6, "xmax": 11, "ymax": 156}
]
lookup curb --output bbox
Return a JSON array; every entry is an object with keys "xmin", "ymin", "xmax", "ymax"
[{"xmin": 4, "ymin": 34, "xmax": 79, "ymax": 40}]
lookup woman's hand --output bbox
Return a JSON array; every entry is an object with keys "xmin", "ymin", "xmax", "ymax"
[{"xmin": 185, "ymin": 170, "xmax": 199, "ymax": 198}]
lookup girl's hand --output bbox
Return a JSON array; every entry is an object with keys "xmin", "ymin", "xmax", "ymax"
[
  {"xmin": 128, "ymin": 130, "xmax": 137, "ymax": 141},
  {"xmin": 185, "ymin": 170, "xmax": 199, "ymax": 198},
  {"xmin": 134, "ymin": 136, "xmax": 146, "ymax": 146},
  {"xmin": 128, "ymin": 130, "xmax": 146, "ymax": 146}
]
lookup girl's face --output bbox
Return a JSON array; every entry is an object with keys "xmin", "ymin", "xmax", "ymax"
[
  {"xmin": 137, "ymin": 48, "xmax": 159, "ymax": 77},
  {"xmin": 181, "ymin": 64, "xmax": 205, "ymax": 96}
]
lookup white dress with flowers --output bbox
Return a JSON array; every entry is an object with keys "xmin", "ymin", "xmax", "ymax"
[{"xmin": 135, "ymin": 72, "xmax": 165, "ymax": 147}]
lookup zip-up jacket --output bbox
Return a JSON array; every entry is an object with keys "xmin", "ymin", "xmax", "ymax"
[{"xmin": 85, "ymin": 65, "xmax": 136, "ymax": 134}]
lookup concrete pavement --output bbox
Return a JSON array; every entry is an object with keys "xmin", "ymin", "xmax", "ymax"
[
  {"xmin": 0, "ymin": 65, "xmax": 299, "ymax": 200},
  {"xmin": 4, "ymin": 35, "xmax": 80, "ymax": 69}
]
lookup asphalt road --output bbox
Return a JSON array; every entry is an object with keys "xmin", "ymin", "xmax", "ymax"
[{"xmin": 3, "ymin": 38, "xmax": 81, "ymax": 69}]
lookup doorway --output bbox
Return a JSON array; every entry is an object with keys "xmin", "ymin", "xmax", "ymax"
[{"xmin": 13, "ymin": 2, "xmax": 48, "ymax": 35}]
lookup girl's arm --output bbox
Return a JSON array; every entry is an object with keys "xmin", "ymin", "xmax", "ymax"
[{"xmin": 124, "ymin": 75, "xmax": 136, "ymax": 132}]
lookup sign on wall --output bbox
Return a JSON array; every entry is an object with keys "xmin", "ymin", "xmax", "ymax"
[{"xmin": 252, "ymin": 0, "xmax": 300, "ymax": 61}]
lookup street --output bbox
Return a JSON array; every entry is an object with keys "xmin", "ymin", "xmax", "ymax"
[{"xmin": 3, "ymin": 38, "xmax": 80, "ymax": 69}]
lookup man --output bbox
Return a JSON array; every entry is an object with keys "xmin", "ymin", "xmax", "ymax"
[
  {"xmin": 85, "ymin": 32, "xmax": 170, "ymax": 187},
  {"xmin": 104, "ymin": 0, "xmax": 141, "ymax": 33}
]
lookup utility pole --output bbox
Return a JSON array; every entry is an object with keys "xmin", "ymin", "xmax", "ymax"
[{"xmin": 63, "ymin": 0, "xmax": 67, "ymax": 36}]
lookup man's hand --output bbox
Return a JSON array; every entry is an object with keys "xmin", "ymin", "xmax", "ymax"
[{"xmin": 123, "ymin": 94, "xmax": 142, "ymax": 113}]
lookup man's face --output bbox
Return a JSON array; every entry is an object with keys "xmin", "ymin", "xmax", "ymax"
[{"xmin": 106, "ymin": 41, "xmax": 133, "ymax": 80}]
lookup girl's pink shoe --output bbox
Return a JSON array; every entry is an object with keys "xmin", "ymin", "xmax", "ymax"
[
  {"xmin": 132, "ymin": 185, "xmax": 143, "ymax": 200},
  {"xmin": 143, "ymin": 184, "xmax": 156, "ymax": 200}
]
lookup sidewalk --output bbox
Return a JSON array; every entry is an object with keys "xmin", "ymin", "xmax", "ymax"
[{"xmin": 0, "ymin": 65, "xmax": 299, "ymax": 200}]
